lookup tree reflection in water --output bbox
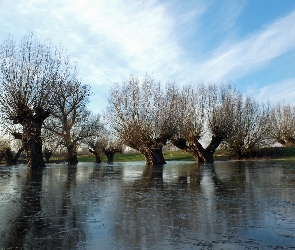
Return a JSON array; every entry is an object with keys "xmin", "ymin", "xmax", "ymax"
[
  {"xmin": 0, "ymin": 161, "xmax": 294, "ymax": 249},
  {"xmin": 0, "ymin": 165, "xmax": 87, "ymax": 249},
  {"xmin": 109, "ymin": 162, "xmax": 295, "ymax": 249}
]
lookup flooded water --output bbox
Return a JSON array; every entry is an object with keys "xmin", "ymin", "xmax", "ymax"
[{"xmin": 0, "ymin": 160, "xmax": 295, "ymax": 249}]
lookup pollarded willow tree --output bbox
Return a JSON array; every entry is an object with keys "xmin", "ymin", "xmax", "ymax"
[
  {"xmin": 106, "ymin": 75, "xmax": 179, "ymax": 165},
  {"xmin": 224, "ymin": 96, "xmax": 270, "ymax": 158},
  {"xmin": 0, "ymin": 33, "xmax": 72, "ymax": 168},
  {"xmin": 84, "ymin": 126, "xmax": 122, "ymax": 163},
  {"xmin": 0, "ymin": 119, "xmax": 26, "ymax": 165},
  {"xmin": 171, "ymin": 83, "xmax": 242, "ymax": 163},
  {"xmin": 0, "ymin": 137, "xmax": 24, "ymax": 166},
  {"xmin": 44, "ymin": 75, "xmax": 102, "ymax": 166},
  {"xmin": 268, "ymin": 104, "xmax": 295, "ymax": 146},
  {"xmin": 170, "ymin": 84, "xmax": 206, "ymax": 161},
  {"xmin": 83, "ymin": 125, "xmax": 107, "ymax": 163},
  {"xmin": 41, "ymin": 128, "xmax": 64, "ymax": 163},
  {"xmin": 44, "ymin": 73, "xmax": 101, "ymax": 164}
]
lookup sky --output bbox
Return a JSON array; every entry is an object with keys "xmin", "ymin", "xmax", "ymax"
[{"xmin": 0, "ymin": 0, "xmax": 295, "ymax": 113}]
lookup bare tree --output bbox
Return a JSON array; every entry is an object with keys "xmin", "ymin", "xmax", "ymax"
[
  {"xmin": 0, "ymin": 33, "xmax": 74, "ymax": 168},
  {"xmin": 85, "ymin": 136, "xmax": 122, "ymax": 163},
  {"xmin": 0, "ymin": 136, "xmax": 25, "ymax": 165},
  {"xmin": 106, "ymin": 75, "xmax": 178, "ymax": 164},
  {"xmin": 87, "ymin": 139, "xmax": 105, "ymax": 163},
  {"xmin": 44, "ymin": 77, "xmax": 102, "ymax": 167},
  {"xmin": 224, "ymin": 97, "xmax": 270, "ymax": 158},
  {"xmin": 0, "ymin": 120, "xmax": 25, "ymax": 165},
  {"xmin": 83, "ymin": 125, "xmax": 108, "ymax": 163},
  {"xmin": 41, "ymin": 128, "xmax": 63, "ymax": 163},
  {"xmin": 83, "ymin": 123, "xmax": 122, "ymax": 163},
  {"xmin": 104, "ymin": 140, "xmax": 122, "ymax": 163},
  {"xmin": 170, "ymin": 84, "xmax": 206, "ymax": 161},
  {"xmin": 171, "ymin": 83, "xmax": 242, "ymax": 163},
  {"xmin": 268, "ymin": 104, "xmax": 295, "ymax": 146}
]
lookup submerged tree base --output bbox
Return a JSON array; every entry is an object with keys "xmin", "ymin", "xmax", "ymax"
[
  {"xmin": 171, "ymin": 136, "xmax": 223, "ymax": 164},
  {"xmin": 140, "ymin": 147, "xmax": 167, "ymax": 165}
]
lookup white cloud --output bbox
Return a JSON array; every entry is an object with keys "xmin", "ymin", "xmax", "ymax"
[
  {"xmin": 194, "ymin": 10, "xmax": 295, "ymax": 83},
  {"xmin": 1, "ymin": 0, "xmax": 295, "ymax": 109},
  {"xmin": 33, "ymin": 0, "xmax": 185, "ymax": 84},
  {"xmin": 252, "ymin": 79, "xmax": 295, "ymax": 104},
  {"xmin": 0, "ymin": 0, "xmax": 188, "ymax": 85}
]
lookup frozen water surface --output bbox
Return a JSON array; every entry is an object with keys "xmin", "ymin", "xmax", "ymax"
[{"xmin": 0, "ymin": 160, "xmax": 295, "ymax": 249}]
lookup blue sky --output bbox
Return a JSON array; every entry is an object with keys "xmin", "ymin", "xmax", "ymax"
[{"xmin": 1, "ymin": 0, "xmax": 295, "ymax": 113}]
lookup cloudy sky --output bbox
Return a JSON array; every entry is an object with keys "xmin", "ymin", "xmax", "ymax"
[{"xmin": 1, "ymin": 0, "xmax": 295, "ymax": 113}]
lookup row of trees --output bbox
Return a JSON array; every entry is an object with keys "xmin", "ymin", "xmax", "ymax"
[
  {"xmin": 1, "ymin": 34, "xmax": 295, "ymax": 168},
  {"xmin": 106, "ymin": 75, "xmax": 295, "ymax": 165},
  {"xmin": 0, "ymin": 34, "xmax": 118, "ymax": 168}
]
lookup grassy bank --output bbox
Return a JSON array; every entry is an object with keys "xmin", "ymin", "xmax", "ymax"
[{"xmin": 77, "ymin": 146, "xmax": 295, "ymax": 163}]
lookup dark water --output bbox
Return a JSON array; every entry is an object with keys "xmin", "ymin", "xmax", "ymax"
[{"xmin": 0, "ymin": 160, "xmax": 295, "ymax": 249}]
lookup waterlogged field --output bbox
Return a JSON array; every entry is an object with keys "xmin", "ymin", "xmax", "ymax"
[{"xmin": 0, "ymin": 160, "xmax": 295, "ymax": 249}]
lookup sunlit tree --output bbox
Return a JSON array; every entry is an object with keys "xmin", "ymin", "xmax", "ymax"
[
  {"xmin": 170, "ymin": 84, "xmax": 206, "ymax": 161},
  {"xmin": 268, "ymin": 104, "xmax": 295, "ymax": 146},
  {"xmin": 106, "ymin": 75, "xmax": 178, "ymax": 164},
  {"xmin": 171, "ymin": 83, "xmax": 241, "ymax": 163},
  {"xmin": 44, "ymin": 76, "xmax": 101, "ymax": 165},
  {"xmin": 224, "ymin": 96, "xmax": 270, "ymax": 158}
]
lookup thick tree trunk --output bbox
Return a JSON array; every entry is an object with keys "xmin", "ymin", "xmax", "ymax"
[
  {"xmin": 14, "ymin": 147, "xmax": 25, "ymax": 164},
  {"xmin": 67, "ymin": 143, "xmax": 78, "ymax": 165},
  {"xmin": 171, "ymin": 135, "xmax": 223, "ymax": 164},
  {"xmin": 23, "ymin": 119, "xmax": 46, "ymax": 168},
  {"xmin": 171, "ymin": 138, "xmax": 205, "ymax": 163},
  {"xmin": 26, "ymin": 138, "xmax": 44, "ymax": 168},
  {"xmin": 140, "ymin": 147, "xmax": 166, "ymax": 165},
  {"xmin": 105, "ymin": 150, "xmax": 115, "ymax": 163},
  {"xmin": 17, "ymin": 106, "xmax": 50, "ymax": 168},
  {"xmin": 202, "ymin": 135, "xmax": 223, "ymax": 163},
  {"xmin": 237, "ymin": 149, "xmax": 243, "ymax": 159},
  {"xmin": 89, "ymin": 149, "xmax": 101, "ymax": 163},
  {"xmin": 95, "ymin": 155, "xmax": 102, "ymax": 163}
]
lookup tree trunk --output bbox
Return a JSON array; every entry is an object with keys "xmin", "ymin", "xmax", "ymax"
[
  {"xmin": 237, "ymin": 149, "xmax": 243, "ymax": 159},
  {"xmin": 105, "ymin": 150, "xmax": 115, "ymax": 163},
  {"xmin": 89, "ymin": 149, "xmax": 101, "ymax": 163},
  {"xmin": 43, "ymin": 149, "xmax": 53, "ymax": 163},
  {"xmin": 171, "ymin": 138, "xmax": 205, "ymax": 163},
  {"xmin": 140, "ymin": 147, "xmax": 166, "ymax": 165},
  {"xmin": 14, "ymin": 147, "xmax": 25, "ymax": 164},
  {"xmin": 67, "ymin": 143, "xmax": 78, "ymax": 165},
  {"xmin": 202, "ymin": 135, "xmax": 223, "ymax": 163},
  {"xmin": 22, "ymin": 118, "xmax": 46, "ymax": 168},
  {"xmin": 171, "ymin": 135, "xmax": 223, "ymax": 164},
  {"xmin": 95, "ymin": 154, "xmax": 101, "ymax": 163}
]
